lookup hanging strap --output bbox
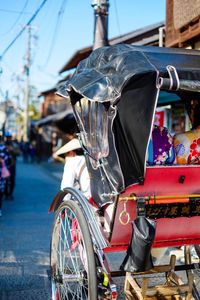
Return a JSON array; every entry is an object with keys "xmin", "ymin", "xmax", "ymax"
[{"xmin": 76, "ymin": 162, "xmax": 86, "ymax": 190}]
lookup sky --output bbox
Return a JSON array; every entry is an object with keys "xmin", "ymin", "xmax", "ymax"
[{"xmin": 0, "ymin": 0, "xmax": 165, "ymax": 104}]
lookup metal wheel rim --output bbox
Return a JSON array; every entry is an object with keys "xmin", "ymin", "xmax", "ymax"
[{"xmin": 51, "ymin": 206, "xmax": 90, "ymax": 299}]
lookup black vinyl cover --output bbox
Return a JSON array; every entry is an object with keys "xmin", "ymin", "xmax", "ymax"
[
  {"xmin": 59, "ymin": 44, "xmax": 200, "ymax": 206},
  {"xmin": 63, "ymin": 44, "xmax": 200, "ymax": 103}
]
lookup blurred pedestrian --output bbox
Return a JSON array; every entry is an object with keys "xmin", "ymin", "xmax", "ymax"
[
  {"xmin": 4, "ymin": 132, "xmax": 20, "ymax": 200},
  {"xmin": 21, "ymin": 140, "xmax": 30, "ymax": 163},
  {"xmin": 0, "ymin": 133, "xmax": 12, "ymax": 216},
  {"xmin": 29, "ymin": 140, "xmax": 37, "ymax": 163}
]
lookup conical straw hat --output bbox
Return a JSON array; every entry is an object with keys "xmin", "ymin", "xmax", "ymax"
[{"xmin": 53, "ymin": 138, "xmax": 81, "ymax": 158}]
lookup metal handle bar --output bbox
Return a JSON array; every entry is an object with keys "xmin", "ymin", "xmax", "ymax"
[
  {"xmin": 158, "ymin": 78, "xmax": 200, "ymax": 92},
  {"xmin": 119, "ymin": 194, "xmax": 200, "ymax": 202}
]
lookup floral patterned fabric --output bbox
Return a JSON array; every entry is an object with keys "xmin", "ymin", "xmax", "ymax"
[
  {"xmin": 147, "ymin": 126, "xmax": 175, "ymax": 166},
  {"xmin": 174, "ymin": 128, "xmax": 200, "ymax": 164},
  {"xmin": 0, "ymin": 143, "xmax": 12, "ymax": 193}
]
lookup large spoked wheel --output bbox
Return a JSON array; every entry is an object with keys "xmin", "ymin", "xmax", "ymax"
[{"xmin": 51, "ymin": 200, "xmax": 97, "ymax": 300}]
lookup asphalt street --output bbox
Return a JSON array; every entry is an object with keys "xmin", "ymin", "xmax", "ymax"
[
  {"xmin": 0, "ymin": 158, "xmax": 61, "ymax": 300},
  {"xmin": 0, "ymin": 158, "xmax": 126, "ymax": 300},
  {"xmin": 0, "ymin": 158, "xmax": 199, "ymax": 300}
]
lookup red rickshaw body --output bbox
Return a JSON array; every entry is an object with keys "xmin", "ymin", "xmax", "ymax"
[
  {"xmin": 52, "ymin": 45, "xmax": 200, "ymax": 299},
  {"xmin": 57, "ymin": 44, "xmax": 200, "ymax": 255},
  {"xmin": 104, "ymin": 165, "xmax": 200, "ymax": 251}
]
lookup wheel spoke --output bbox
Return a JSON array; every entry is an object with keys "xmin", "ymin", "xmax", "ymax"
[{"xmin": 51, "ymin": 199, "xmax": 97, "ymax": 299}]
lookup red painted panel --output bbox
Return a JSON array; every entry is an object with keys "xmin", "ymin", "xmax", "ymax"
[{"xmin": 108, "ymin": 165, "xmax": 200, "ymax": 248}]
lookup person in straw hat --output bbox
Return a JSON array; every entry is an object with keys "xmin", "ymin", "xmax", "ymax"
[{"xmin": 53, "ymin": 138, "xmax": 91, "ymax": 199}]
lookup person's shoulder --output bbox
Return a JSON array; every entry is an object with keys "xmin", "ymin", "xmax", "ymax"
[
  {"xmin": 75, "ymin": 155, "xmax": 86, "ymax": 165},
  {"xmin": 175, "ymin": 130, "xmax": 195, "ymax": 138},
  {"xmin": 173, "ymin": 130, "xmax": 193, "ymax": 145},
  {"xmin": 65, "ymin": 155, "xmax": 84, "ymax": 166},
  {"xmin": 0, "ymin": 143, "xmax": 8, "ymax": 153},
  {"xmin": 174, "ymin": 132, "xmax": 184, "ymax": 138},
  {"xmin": 174, "ymin": 132, "xmax": 185, "ymax": 140}
]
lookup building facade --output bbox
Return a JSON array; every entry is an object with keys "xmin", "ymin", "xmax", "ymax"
[{"xmin": 165, "ymin": 0, "xmax": 200, "ymax": 49}]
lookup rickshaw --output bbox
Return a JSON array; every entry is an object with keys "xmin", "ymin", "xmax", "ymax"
[{"xmin": 49, "ymin": 44, "xmax": 200, "ymax": 300}]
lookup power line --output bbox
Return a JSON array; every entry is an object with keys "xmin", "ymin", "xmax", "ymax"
[
  {"xmin": 41, "ymin": 0, "xmax": 68, "ymax": 67},
  {"xmin": 0, "ymin": 8, "xmax": 31, "ymax": 14},
  {"xmin": 0, "ymin": 0, "xmax": 29, "ymax": 37},
  {"xmin": 0, "ymin": 0, "xmax": 48, "ymax": 60}
]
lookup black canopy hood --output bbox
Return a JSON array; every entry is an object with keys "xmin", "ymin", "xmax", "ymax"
[{"xmin": 58, "ymin": 44, "xmax": 200, "ymax": 207}]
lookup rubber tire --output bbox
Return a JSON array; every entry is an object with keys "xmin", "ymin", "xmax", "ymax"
[{"xmin": 51, "ymin": 200, "xmax": 98, "ymax": 300}]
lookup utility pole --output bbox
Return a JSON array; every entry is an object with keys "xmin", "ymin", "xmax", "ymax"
[
  {"xmin": 91, "ymin": 0, "xmax": 109, "ymax": 50},
  {"xmin": 23, "ymin": 25, "xmax": 31, "ymax": 142}
]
